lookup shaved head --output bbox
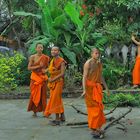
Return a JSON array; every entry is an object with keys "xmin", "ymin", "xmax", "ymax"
[
  {"xmin": 36, "ymin": 42, "xmax": 43, "ymax": 48},
  {"xmin": 91, "ymin": 48, "xmax": 100, "ymax": 53},
  {"xmin": 91, "ymin": 48, "xmax": 100, "ymax": 60},
  {"xmin": 52, "ymin": 46, "xmax": 60, "ymax": 51},
  {"xmin": 51, "ymin": 46, "xmax": 60, "ymax": 57}
]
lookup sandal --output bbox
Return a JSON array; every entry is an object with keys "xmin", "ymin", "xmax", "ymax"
[
  {"xmin": 32, "ymin": 113, "xmax": 37, "ymax": 117},
  {"xmin": 91, "ymin": 130, "xmax": 105, "ymax": 139},
  {"xmin": 60, "ymin": 113, "xmax": 66, "ymax": 122},
  {"xmin": 49, "ymin": 120, "xmax": 60, "ymax": 126}
]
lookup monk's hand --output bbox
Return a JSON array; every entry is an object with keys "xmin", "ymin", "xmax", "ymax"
[
  {"xmin": 39, "ymin": 62, "xmax": 44, "ymax": 67},
  {"xmin": 106, "ymin": 89, "xmax": 110, "ymax": 96},
  {"xmin": 42, "ymin": 68, "xmax": 48, "ymax": 74},
  {"xmin": 48, "ymin": 78, "xmax": 53, "ymax": 83},
  {"xmin": 131, "ymin": 35, "xmax": 135, "ymax": 40},
  {"xmin": 42, "ymin": 69, "xmax": 46, "ymax": 73},
  {"xmin": 80, "ymin": 91, "xmax": 86, "ymax": 98}
]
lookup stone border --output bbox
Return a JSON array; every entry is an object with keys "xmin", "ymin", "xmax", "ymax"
[
  {"xmin": 0, "ymin": 89, "xmax": 140, "ymax": 99},
  {"xmin": 0, "ymin": 90, "xmax": 82, "ymax": 99}
]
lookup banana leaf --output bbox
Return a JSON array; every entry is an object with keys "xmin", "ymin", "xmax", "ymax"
[{"xmin": 64, "ymin": 2, "xmax": 83, "ymax": 31}]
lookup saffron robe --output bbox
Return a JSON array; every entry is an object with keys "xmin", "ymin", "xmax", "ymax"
[
  {"xmin": 27, "ymin": 54, "xmax": 49, "ymax": 113},
  {"xmin": 44, "ymin": 57, "xmax": 66, "ymax": 116},
  {"xmin": 132, "ymin": 56, "xmax": 140, "ymax": 85},
  {"xmin": 85, "ymin": 61, "xmax": 106, "ymax": 129}
]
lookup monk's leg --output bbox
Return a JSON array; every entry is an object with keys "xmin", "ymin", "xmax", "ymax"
[
  {"xmin": 50, "ymin": 113, "xmax": 60, "ymax": 125},
  {"xmin": 60, "ymin": 112, "xmax": 65, "ymax": 122},
  {"xmin": 91, "ymin": 129, "xmax": 104, "ymax": 139},
  {"xmin": 32, "ymin": 112, "xmax": 37, "ymax": 117},
  {"xmin": 55, "ymin": 113, "xmax": 60, "ymax": 121}
]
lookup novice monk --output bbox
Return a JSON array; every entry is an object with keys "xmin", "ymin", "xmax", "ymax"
[
  {"xmin": 44, "ymin": 46, "xmax": 66, "ymax": 125},
  {"xmin": 27, "ymin": 43, "xmax": 50, "ymax": 117},
  {"xmin": 82, "ymin": 48, "xmax": 109, "ymax": 138},
  {"xmin": 131, "ymin": 34, "xmax": 140, "ymax": 88}
]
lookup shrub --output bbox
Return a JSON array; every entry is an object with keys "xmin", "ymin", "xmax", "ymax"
[
  {"xmin": 104, "ymin": 93, "xmax": 140, "ymax": 107},
  {"xmin": 0, "ymin": 52, "xmax": 25, "ymax": 92},
  {"xmin": 103, "ymin": 59, "xmax": 131, "ymax": 89},
  {"xmin": 15, "ymin": 58, "xmax": 30, "ymax": 86}
]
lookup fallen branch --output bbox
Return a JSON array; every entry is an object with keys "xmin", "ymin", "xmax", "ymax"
[
  {"xmin": 116, "ymin": 122, "xmax": 127, "ymax": 132},
  {"xmin": 71, "ymin": 125, "xmax": 88, "ymax": 129},
  {"xmin": 66, "ymin": 121, "xmax": 88, "ymax": 126},
  {"xmin": 105, "ymin": 106, "xmax": 117, "ymax": 115},
  {"xmin": 71, "ymin": 105, "xmax": 87, "ymax": 116},
  {"xmin": 116, "ymin": 127, "xmax": 127, "ymax": 132},
  {"xmin": 70, "ymin": 104, "xmax": 117, "ymax": 116},
  {"xmin": 106, "ymin": 116, "xmax": 115, "ymax": 121},
  {"xmin": 66, "ymin": 107, "xmax": 132, "ymax": 129},
  {"xmin": 66, "ymin": 117, "xmax": 116, "ymax": 126},
  {"xmin": 103, "ymin": 107, "xmax": 132, "ymax": 131}
]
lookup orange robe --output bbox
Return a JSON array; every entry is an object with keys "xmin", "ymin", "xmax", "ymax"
[
  {"xmin": 27, "ymin": 54, "xmax": 49, "ymax": 113},
  {"xmin": 85, "ymin": 62, "xmax": 106, "ymax": 129},
  {"xmin": 132, "ymin": 56, "xmax": 140, "ymax": 85},
  {"xmin": 44, "ymin": 57, "xmax": 66, "ymax": 117}
]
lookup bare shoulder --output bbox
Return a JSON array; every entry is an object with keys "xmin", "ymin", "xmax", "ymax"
[
  {"xmin": 29, "ymin": 54, "xmax": 36, "ymax": 61},
  {"xmin": 85, "ymin": 59, "xmax": 92, "ymax": 64},
  {"xmin": 99, "ymin": 61, "xmax": 103, "ymax": 65},
  {"xmin": 61, "ymin": 61, "xmax": 65, "ymax": 66},
  {"xmin": 84, "ymin": 59, "xmax": 91, "ymax": 67}
]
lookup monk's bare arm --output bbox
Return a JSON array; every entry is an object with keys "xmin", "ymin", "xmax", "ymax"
[
  {"xmin": 131, "ymin": 35, "xmax": 140, "ymax": 46},
  {"xmin": 49, "ymin": 62, "xmax": 65, "ymax": 82},
  {"xmin": 28, "ymin": 56, "xmax": 41, "ymax": 71},
  {"xmin": 101, "ymin": 76, "xmax": 110, "ymax": 96},
  {"xmin": 81, "ymin": 60, "xmax": 89, "ymax": 96},
  {"xmin": 101, "ymin": 76, "xmax": 108, "ymax": 90},
  {"xmin": 42, "ymin": 57, "xmax": 50, "ymax": 73}
]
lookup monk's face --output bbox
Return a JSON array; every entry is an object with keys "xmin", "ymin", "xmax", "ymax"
[
  {"xmin": 91, "ymin": 49, "xmax": 100, "ymax": 60},
  {"xmin": 36, "ymin": 44, "xmax": 43, "ymax": 53},
  {"xmin": 51, "ymin": 47, "xmax": 60, "ymax": 57}
]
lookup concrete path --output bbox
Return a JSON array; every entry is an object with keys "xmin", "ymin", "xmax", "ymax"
[{"xmin": 0, "ymin": 99, "xmax": 140, "ymax": 140}]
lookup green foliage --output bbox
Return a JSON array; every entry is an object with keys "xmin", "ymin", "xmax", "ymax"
[
  {"xmin": 103, "ymin": 59, "xmax": 131, "ymax": 89},
  {"xmin": 64, "ymin": 2, "xmax": 83, "ymax": 31},
  {"xmin": 36, "ymin": 0, "xmax": 53, "ymax": 36},
  {"xmin": 0, "ymin": 53, "xmax": 25, "ymax": 92},
  {"xmin": 102, "ymin": 20, "xmax": 128, "ymax": 42},
  {"xmin": 64, "ymin": 65, "xmax": 82, "ymax": 90},
  {"xmin": 61, "ymin": 47, "xmax": 77, "ymax": 65},
  {"xmin": 91, "ymin": 32, "xmax": 108, "ymax": 49},
  {"xmin": 14, "ymin": 11, "xmax": 41, "ymax": 19},
  {"xmin": 104, "ymin": 93, "xmax": 140, "ymax": 107},
  {"xmin": 14, "ymin": 58, "xmax": 30, "ymax": 86},
  {"xmin": 79, "ymin": 0, "xmax": 140, "ymax": 46},
  {"xmin": 115, "ymin": 0, "xmax": 140, "ymax": 10}
]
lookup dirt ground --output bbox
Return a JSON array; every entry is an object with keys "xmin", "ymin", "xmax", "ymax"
[{"xmin": 0, "ymin": 99, "xmax": 140, "ymax": 140}]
